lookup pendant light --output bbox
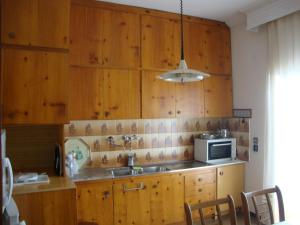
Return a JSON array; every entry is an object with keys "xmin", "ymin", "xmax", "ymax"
[{"xmin": 158, "ymin": 0, "xmax": 210, "ymax": 83}]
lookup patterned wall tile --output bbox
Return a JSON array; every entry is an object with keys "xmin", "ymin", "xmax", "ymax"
[{"xmin": 64, "ymin": 118, "xmax": 250, "ymax": 168}]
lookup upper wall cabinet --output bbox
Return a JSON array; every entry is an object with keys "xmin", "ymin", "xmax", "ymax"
[
  {"xmin": 1, "ymin": 0, "xmax": 70, "ymax": 49},
  {"xmin": 142, "ymin": 70, "xmax": 176, "ymax": 118},
  {"xmin": 70, "ymin": 4, "xmax": 140, "ymax": 68},
  {"xmin": 204, "ymin": 76, "xmax": 233, "ymax": 118},
  {"xmin": 175, "ymin": 81, "xmax": 205, "ymax": 118},
  {"xmin": 69, "ymin": 67, "xmax": 140, "ymax": 120},
  {"xmin": 2, "ymin": 48, "xmax": 69, "ymax": 124},
  {"xmin": 142, "ymin": 15, "xmax": 180, "ymax": 70},
  {"xmin": 184, "ymin": 21, "xmax": 231, "ymax": 75},
  {"xmin": 204, "ymin": 25, "xmax": 231, "ymax": 75}
]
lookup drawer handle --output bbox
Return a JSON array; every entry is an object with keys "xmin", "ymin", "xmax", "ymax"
[
  {"xmin": 198, "ymin": 178, "xmax": 202, "ymax": 182},
  {"xmin": 198, "ymin": 188, "xmax": 203, "ymax": 192},
  {"xmin": 123, "ymin": 182, "xmax": 144, "ymax": 192}
]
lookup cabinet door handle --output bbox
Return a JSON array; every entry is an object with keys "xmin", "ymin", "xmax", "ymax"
[
  {"xmin": 198, "ymin": 178, "xmax": 202, "ymax": 182},
  {"xmin": 123, "ymin": 182, "xmax": 144, "ymax": 192},
  {"xmin": 177, "ymin": 110, "xmax": 181, "ymax": 114},
  {"xmin": 198, "ymin": 188, "xmax": 203, "ymax": 192},
  {"xmin": 219, "ymin": 171, "xmax": 224, "ymax": 176},
  {"xmin": 168, "ymin": 111, "xmax": 173, "ymax": 115}
]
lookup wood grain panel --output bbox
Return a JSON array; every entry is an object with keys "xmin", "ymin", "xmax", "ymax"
[
  {"xmin": 69, "ymin": 66, "xmax": 103, "ymax": 120},
  {"xmin": 142, "ymin": 15, "xmax": 180, "ymax": 70},
  {"xmin": 183, "ymin": 21, "xmax": 206, "ymax": 71},
  {"xmin": 113, "ymin": 177, "xmax": 152, "ymax": 225},
  {"xmin": 204, "ymin": 76, "xmax": 233, "ymax": 117},
  {"xmin": 217, "ymin": 164, "xmax": 245, "ymax": 209},
  {"xmin": 1, "ymin": 0, "xmax": 70, "ymax": 48},
  {"xmin": 4, "ymin": 125, "xmax": 61, "ymax": 172},
  {"xmin": 175, "ymin": 81, "xmax": 205, "ymax": 117},
  {"xmin": 142, "ymin": 70, "xmax": 176, "ymax": 118},
  {"xmin": 77, "ymin": 181, "xmax": 113, "ymax": 225},
  {"xmin": 102, "ymin": 69, "xmax": 140, "ymax": 119},
  {"xmin": 70, "ymin": 4, "xmax": 140, "ymax": 68},
  {"xmin": 14, "ymin": 189, "xmax": 76, "ymax": 225},
  {"xmin": 2, "ymin": 48, "xmax": 68, "ymax": 124},
  {"xmin": 203, "ymin": 25, "xmax": 231, "ymax": 75}
]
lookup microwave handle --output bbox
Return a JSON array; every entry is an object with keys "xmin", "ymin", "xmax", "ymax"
[{"xmin": 211, "ymin": 143, "xmax": 232, "ymax": 147}]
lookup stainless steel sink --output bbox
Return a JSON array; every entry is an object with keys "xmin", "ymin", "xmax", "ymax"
[
  {"xmin": 109, "ymin": 166, "xmax": 169, "ymax": 177},
  {"xmin": 142, "ymin": 166, "xmax": 169, "ymax": 173}
]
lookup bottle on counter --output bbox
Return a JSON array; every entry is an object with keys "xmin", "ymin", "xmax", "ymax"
[{"xmin": 65, "ymin": 152, "xmax": 78, "ymax": 177}]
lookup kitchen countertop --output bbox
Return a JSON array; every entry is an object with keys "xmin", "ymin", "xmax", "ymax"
[
  {"xmin": 13, "ymin": 176, "xmax": 76, "ymax": 195},
  {"xmin": 13, "ymin": 159, "xmax": 245, "ymax": 194},
  {"xmin": 72, "ymin": 159, "xmax": 246, "ymax": 182}
]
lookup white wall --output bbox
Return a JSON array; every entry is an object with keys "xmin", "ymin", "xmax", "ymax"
[{"xmin": 231, "ymin": 24, "xmax": 268, "ymax": 192}]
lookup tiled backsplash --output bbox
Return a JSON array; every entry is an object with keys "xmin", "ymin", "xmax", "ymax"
[{"xmin": 64, "ymin": 118, "xmax": 250, "ymax": 168}]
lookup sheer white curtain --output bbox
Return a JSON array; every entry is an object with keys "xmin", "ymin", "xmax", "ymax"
[{"xmin": 265, "ymin": 11, "xmax": 300, "ymax": 222}]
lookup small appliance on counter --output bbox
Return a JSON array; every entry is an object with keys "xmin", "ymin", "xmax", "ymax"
[
  {"xmin": 54, "ymin": 143, "xmax": 63, "ymax": 176},
  {"xmin": 2, "ymin": 129, "xmax": 26, "ymax": 225},
  {"xmin": 194, "ymin": 135, "xmax": 236, "ymax": 163},
  {"xmin": 13, "ymin": 173, "xmax": 49, "ymax": 186}
]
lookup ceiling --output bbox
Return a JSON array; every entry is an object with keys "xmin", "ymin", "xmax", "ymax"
[{"xmin": 97, "ymin": 0, "xmax": 278, "ymax": 24}]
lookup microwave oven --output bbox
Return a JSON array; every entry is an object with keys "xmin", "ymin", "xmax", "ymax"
[{"xmin": 194, "ymin": 138, "xmax": 236, "ymax": 163}]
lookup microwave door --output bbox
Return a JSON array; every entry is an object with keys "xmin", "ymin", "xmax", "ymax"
[{"xmin": 208, "ymin": 142, "xmax": 232, "ymax": 160}]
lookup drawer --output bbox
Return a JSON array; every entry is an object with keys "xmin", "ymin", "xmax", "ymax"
[
  {"xmin": 185, "ymin": 183, "xmax": 216, "ymax": 198},
  {"xmin": 185, "ymin": 170, "xmax": 216, "ymax": 187}
]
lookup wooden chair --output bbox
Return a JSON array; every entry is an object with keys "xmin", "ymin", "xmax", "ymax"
[
  {"xmin": 184, "ymin": 195, "xmax": 237, "ymax": 225},
  {"xmin": 241, "ymin": 185, "xmax": 285, "ymax": 225}
]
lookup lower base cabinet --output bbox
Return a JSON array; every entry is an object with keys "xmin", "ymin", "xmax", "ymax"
[
  {"xmin": 114, "ymin": 174, "xmax": 184, "ymax": 225},
  {"xmin": 76, "ymin": 180, "xmax": 113, "ymax": 225},
  {"xmin": 14, "ymin": 189, "xmax": 77, "ymax": 225},
  {"xmin": 217, "ymin": 164, "xmax": 245, "ymax": 211}
]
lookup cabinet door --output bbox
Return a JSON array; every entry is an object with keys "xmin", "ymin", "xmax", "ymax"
[
  {"xmin": 204, "ymin": 76, "xmax": 233, "ymax": 117},
  {"xmin": 2, "ymin": 48, "xmax": 68, "ymax": 124},
  {"xmin": 217, "ymin": 164, "xmax": 245, "ymax": 210},
  {"xmin": 114, "ymin": 178, "xmax": 152, "ymax": 225},
  {"xmin": 14, "ymin": 189, "xmax": 76, "ymax": 225},
  {"xmin": 102, "ymin": 69, "xmax": 140, "ymax": 119},
  {"xmin": 114, "ymin": 174, "xmax": 185, "ymax": 225},
  {"xmin": 183, "ymin": 21, "xmax": 206, "ymax": 72},
  {"xmin": 69, "ymin": 67, "xmax": 103, "ymax": 120},
  {"xmin": 2, "ymin": 0, "xmax": 70, "ymax": 48},
  {"xmin": 175, "ymin": 81, "xmax": 205, "ymax": 117},
  {"xmin": 204, "ymin": 25, "xmax": 231, "ymax": 75},
  {"xmin": 70, "ymin": 4, "xmax": 140, "ymax": 68},
  {"xmin": 142, "ymin": 15, "xmax": 180, "ymax": 70},
  {"xmin": 150, "ymin": 174, "xmax": 184, "ymax": 224},
  {"xmin": 77, "ymin": 181, "xmax": 113, "ymax": 225},
  {"xmin": 142, "ymin": 70, "xmax": 176, "ymax": 118}
]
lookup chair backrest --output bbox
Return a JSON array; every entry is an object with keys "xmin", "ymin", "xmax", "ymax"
[
  {"xmin": 241, "ymin": 185, "xmax": 285, "ymax": 225},
  {"xmin": 184, "ymin": 195, "xmax": 237, "ymax": 225}
]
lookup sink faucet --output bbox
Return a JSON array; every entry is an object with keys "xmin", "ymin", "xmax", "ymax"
[{"xmin": 127, "ymin": 153, "xmax": 135, "ymax": 168}]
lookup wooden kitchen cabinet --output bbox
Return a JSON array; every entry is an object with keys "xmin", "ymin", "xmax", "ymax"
[
  {"xmin": 142, "ymin": 70, "xmax": 176, "ymax": 118},
  {"xmin": 70, "ymin": 4, "xmax": 140, "ymax": 68},
  {"xmin": 184, "ymin": 168, "xmax": 216, "ymax": 218},
  {"xmin": 102, "ymin": 69, "xmax": 140, "ymax": 119},
  {"xmin": 175, "ymin": 81, "xmax": 205, "ymax": 117},
  {"xmin": 14, "ymin": 189, "xmax": 77, "ymax": 225},
  {"xmin": 113, "ymin": 174, "xmax": 184, "ymax": 225},
  {"xmin": 1, "ymin": 0, "xmax": 70, "ymax": 49},
  {"xmin": 2, "ymin": 48, "xmax": 68, "ymax": 124},
  {"xmin": 69, "ymin": 66, "xmax": 103, "ymax": 120},
  {"xmin": 141, "ymin": 15, "xmax": 180, "ymax": 70},
  {"xmin": 217, "ymin": 164, "xmax": 245, "ymax": 210},
  {"xmin": 204, "ymin": 75, "xmax": 233, "ymax": 117},
  {"xmin": 204, "ymin": 25, "xmax": 232, "ymax": 75},
  {"xmin": 69, "ymin": 67, "xmax": 140, "ymax": 120},
  {"xmin": 76, "ymin": 181, "xmax": 113, "ymax": 225}
]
